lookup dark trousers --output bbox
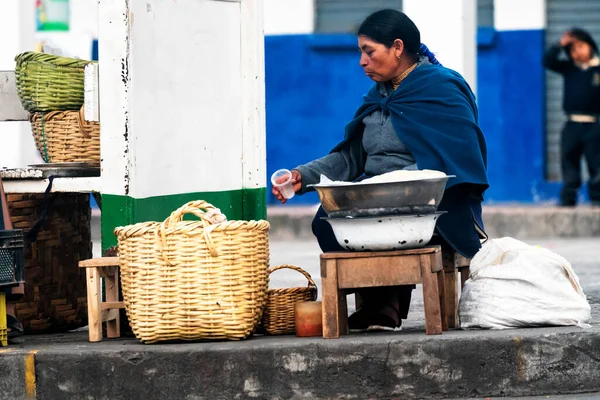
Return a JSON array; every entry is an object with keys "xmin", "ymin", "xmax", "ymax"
[{"xmin": 560, "ymin": 121, "xmax": 600, "ymax": 206}]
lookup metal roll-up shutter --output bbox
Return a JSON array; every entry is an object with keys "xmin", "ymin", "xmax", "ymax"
[
  {"xmin": 545, "ymin": 0, "xmax": 600, "ymax": 180},
  {"xmin": 316, "ymin": 0, "xmax": 493, "ymax": 33},
  {"xmin": 477, "ymin": 0, "xmax": 494, "ymax": 27},
  {"xmin": 315, "ymin": 0, "xmax": 403, "ymax": 34}
]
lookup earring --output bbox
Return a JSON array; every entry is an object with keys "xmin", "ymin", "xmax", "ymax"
[{"xmin": 397, "ymin": 55, "xmax": 401, "ymax": 60}]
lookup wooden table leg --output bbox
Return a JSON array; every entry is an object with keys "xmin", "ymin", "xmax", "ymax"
[
  {"xmin": 86, "ymin": 267, "xmax": 102, "ymax": 342},
  {"xmin": 420, "ymin": 255, "xmax": 442, "ymax": 335},
  {"xmin": 321, "ymin": 258, "xmax": 344, "ymax": 339},
  {"xmin": 105, "ymin": 267, "xmax": 121, "ymax": 339}
]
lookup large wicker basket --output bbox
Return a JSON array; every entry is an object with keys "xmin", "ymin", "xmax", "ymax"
[
  {"xmin": 262, "ymin": 265, "xmax": 318, "ymax": 335},
  {"xmin": 29, "ymin": 107, "xmax": 100, "ymax": 166},
  {"xmin": 7, "ymin": 193, "xmax": 91, "ymax": 333},
  {"xmin": 114, "ymin": 200, "xmax": 270, "ymax": 344},
  {"xmin": 15, "ymin": 52, "xmax": 94, "ymax": 112}
]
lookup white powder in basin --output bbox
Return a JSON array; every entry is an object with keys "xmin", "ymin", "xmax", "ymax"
[{"xmin": 317, "ymin": 169, "xmax": 446, "ymax": 186}]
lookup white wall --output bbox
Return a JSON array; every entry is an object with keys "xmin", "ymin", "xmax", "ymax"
[
  {"xmin": 403, "ymin": 0, "xmax": 477, "ymax": 93},
  {"xmin": 0, "ymin": 0, "xmax": 41, "ymax": 168},
  {"xmin": 100, "ymin": 0, "xmax": 265, "ymax": 198},
  {"xmin": 494, "ymin": 0, "xmax": 546, "ymax": 31},
  {"xmin": 0, "ymin": 0, "xmax": 99, "ymax": 169},
  {"xmin": 263, "ymin": 0, "xmax": 314, "ymax": 35}
]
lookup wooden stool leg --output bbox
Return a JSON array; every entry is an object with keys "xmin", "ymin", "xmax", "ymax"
[
  {"xmin": 355, "ymin": 292, "xmax": 363, "ymax": 310},
  {"xmin": 421, "ymin": 255, "xmax": 442, "ymax": 335},
  {"xmin": 105, "ymin": 267, "xmax": 121, "ymax": 339},
  {"xmin": 339, "ymin": 291, "xmax": 349, "ymax": 336},
  {"xmin": 432, "ymin": 251, "xmax": 448, "ymax": 332},
  {"xmin": 437, "ymin": 269, "xmax": 448, "ymax": 331},
  {"xmin": 444, "ymin": 268, "xmax": 459, "ymax": 329},
  {"xmin": 86, "ymin": 267, "xmax": 102, "ymax": 342},
  {"xmin": 322, "ymin": 259, "xmax": 347, "ymax": 338},
  {"xmin": 460, "ymin": 265, "xmax": 470, "ymax": 289}
]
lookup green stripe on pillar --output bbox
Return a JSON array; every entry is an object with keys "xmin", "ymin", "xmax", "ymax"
[{"xmin": 101, "ymin": 187, "xmax": 266, "ymax": 253}]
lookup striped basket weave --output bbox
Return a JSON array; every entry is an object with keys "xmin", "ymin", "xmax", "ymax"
[
  {"xmin": 29, "ymin": 107, "xmax": 100, "ymax": 166},
  {"xmin": 15, "ymin": 51, "xmax": 95, "ymax": 112},
  {"xmin": 114, "ymin": 201, "xmax": 270, "ymax": 344},
  {"xmin": 261, "ymin": 265, "xmax": 318, "ymax": 335}
]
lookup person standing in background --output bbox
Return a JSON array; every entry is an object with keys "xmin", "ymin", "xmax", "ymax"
[{"xmin": 543, "ymin": 28, "xmax": 600, "ymax": 207}]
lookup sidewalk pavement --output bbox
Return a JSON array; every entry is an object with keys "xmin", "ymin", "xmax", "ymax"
[{"xmin": 2, "ymin": 237, "xmax": 599, "ymax": 400}]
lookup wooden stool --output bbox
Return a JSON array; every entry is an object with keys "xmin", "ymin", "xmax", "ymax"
[
  {"xmin": 79, "ymin": 257, "xmax": 124, "ymax": 342},
  {"xmin": 442, "ymin": 252, "xmax": 471, "ymax": 329},
  {"xmin": 320, "ymin": 246, "xmax": 444, "ymax": 338}
]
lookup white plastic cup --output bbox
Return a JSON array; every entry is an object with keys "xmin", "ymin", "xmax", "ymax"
[{"xmin": 271, "ymin": 169, "xmax": 295, "ymax": 200}]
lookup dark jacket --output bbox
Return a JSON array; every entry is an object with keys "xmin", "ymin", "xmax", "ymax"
[{"xmin": 543, "ymin": 44, "xmax": 600, "ymax": 115}]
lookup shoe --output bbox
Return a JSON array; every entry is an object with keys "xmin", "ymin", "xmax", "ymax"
[
  {"xmin": 366, "ymin": 313, "xmax": 402, "ymax": 332},
  {"xmin": 349, "ymin": 307, "xmax": 373, "ymax": 332}
]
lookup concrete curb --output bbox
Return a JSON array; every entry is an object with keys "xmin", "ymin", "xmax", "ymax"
[
  {"xmin": 91, "ymin": 206, "xmax": 600, "ymax": 239},
  {"xmin": 3, "ymin": 320, "xmax": 600, "ymax": 400},
  {"xmin": 267, "ymin": 206, "xmax": 600, "ymax": 239}
]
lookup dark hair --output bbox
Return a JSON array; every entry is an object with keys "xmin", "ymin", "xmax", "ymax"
[
  {"xmin": 358, "ymin": 9, "xmax": 421, "ymax": 56},
  {"xmin": 357, "ymin": 9, "xmax": 441, "ymax": 65},
  {"xmin": 568, "ymin": 27, "xmax": 599, "ymax": 54}
]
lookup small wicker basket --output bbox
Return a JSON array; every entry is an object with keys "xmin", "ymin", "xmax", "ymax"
[
  {"xmin": 114, "ymin": 200, "xmax": 270, "ymax": 344},
  {"xmin": 29, "ymin": 107, "xmax": 100, "ymax": 166},
  {"xmin": 262, "ymin": 265, "xmax": 318, "ymax": 335},
  {"xmin": 15, "ymin": 51, "xmax": 94, "ymax": 112}
]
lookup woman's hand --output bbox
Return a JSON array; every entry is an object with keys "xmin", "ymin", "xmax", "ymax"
[{"xmin": 272, "ymin": 169, "xmax": 302, "ymax": 204}]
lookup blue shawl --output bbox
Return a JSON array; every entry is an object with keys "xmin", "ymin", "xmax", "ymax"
[
  {"xmin": 331, "ymin": 63, "xmax": 489, "ymax": 257},
  {"xmin": 333, "ymin": 63, "xmax": 488, "ymax": 194}
]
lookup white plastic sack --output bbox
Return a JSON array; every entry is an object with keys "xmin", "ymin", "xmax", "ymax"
[{"xmin": 459, "ymin": 237, "xmax": 591, "ymax": 330}]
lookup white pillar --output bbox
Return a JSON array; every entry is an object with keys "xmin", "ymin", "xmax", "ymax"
[
  {"xmin": 99, "ymin": 0, "xmax": 266, "ymax": 250},
  {"xmin": 0, "ymin": 0, "xmax": 40, "ymax": 168},
  {"xmin": 494, "ymin": 0, "xmax": 546, "ymax": 31},
  {"xmin": 403, "ymin": 0, "xmax": 477, "ymax": 94},
  {"xmin": 263, "ymin": 0, "xmax": 314, "ymax": 35}
]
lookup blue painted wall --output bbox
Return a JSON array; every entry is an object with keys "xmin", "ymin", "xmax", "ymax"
[
  {"xmin": 265, "ymin": 35, "xmax": 373, "ymax": 205},
  {"xmin": 265, "ymin": 30, "xmax": 569, "ymax": 205}
]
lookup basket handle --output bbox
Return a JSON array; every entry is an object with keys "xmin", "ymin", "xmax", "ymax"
[
  {"xmin": 76, "ymin": 106, "xmax": 95, "ymax": 139},
  {"xmin": 162, "ymin": 200, "xmax": 227, "ymax": 228},
  {"xmin": 157, "ymin": 200, "xmax": 227, "ymax": 261},
  {"xmin": 268, "ymin": 264, "xmax": 317, "ymax": 289}
]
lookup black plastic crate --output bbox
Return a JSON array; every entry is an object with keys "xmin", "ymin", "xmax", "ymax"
[{"xmin": 0, "ymin": 229, "xmax": 25, "ymax": 288}]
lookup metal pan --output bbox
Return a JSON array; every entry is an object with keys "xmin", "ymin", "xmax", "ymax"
[
  {"xmin": 309, "ymin": 176, "xmax": 452, "ymax": 218},
  {"xmin": 322, "ymin": 212, "xmax": 446, "ymax": 251}
]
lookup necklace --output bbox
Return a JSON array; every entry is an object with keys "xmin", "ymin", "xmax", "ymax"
[{"xmin": 392, "ymin": 63, "xmax": 418, "ymax": 90}]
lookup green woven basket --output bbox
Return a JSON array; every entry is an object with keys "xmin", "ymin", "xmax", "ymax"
[{"xmin": 14, "ymin": 52, "xmax": 96, "ymax": 112}]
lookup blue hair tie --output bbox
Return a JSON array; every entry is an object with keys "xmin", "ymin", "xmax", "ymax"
[{"xmin": 419, "ymin": 43, "xmax": 441, "ymax": 66}]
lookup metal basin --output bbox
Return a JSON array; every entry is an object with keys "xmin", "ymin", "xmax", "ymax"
[
  {"xmin": 322, "ymin": 212, "xmax": 445, "ymax": 251},
  {"xmin": 310, "ymin": 176, "xmax": 451, "ymax": 218}
]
